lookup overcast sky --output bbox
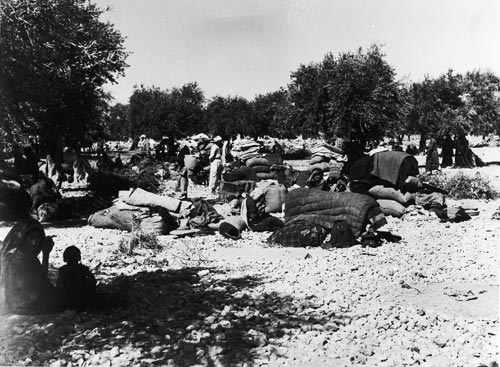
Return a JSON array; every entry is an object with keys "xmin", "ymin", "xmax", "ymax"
[{"xmin": 97, "ymin": 0, "xmax": 500, "ymax": 104}]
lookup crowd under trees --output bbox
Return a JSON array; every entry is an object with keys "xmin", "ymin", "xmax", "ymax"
[{"xmin": 1, "ymin": 1, "xmax": 500, "ymax": 167}]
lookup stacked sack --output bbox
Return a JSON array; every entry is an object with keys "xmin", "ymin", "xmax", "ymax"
[
  {"xmin": 309, "ymin": 143, "xmax": 344, "ymax": 174},
  {"xmin": 231, "ymin": 139, "xmax": 261, "ymax": 162},
  {"xmin": 196, "ymin": 138, "xmax": 215, "ymax": 160},
  {"xmin": 367, "ymin": 184, "xmax": 418, "ymax": 218},
  {"xmin": 245, "ymin": 156, "xmax": 274, "ymax": 180}
]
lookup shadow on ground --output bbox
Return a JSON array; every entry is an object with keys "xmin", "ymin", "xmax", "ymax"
[{"xmin": 0, "ymin": 267, "xmax": 351, "ymax": 366}]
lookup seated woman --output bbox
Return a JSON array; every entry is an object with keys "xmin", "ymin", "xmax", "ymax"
[
  {"xmin": 0, "ymin": 218, "xmax": 65, "ymax": 314},
  {"xmin": 306, "ymin": 168, "xmax": 330, "ymax": 191}
]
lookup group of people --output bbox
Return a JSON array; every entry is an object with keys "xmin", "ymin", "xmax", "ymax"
[
  {"xmin": 425, "ymin": 133, "xmax": 457, "ymax": 173},
  {"xmin": 0, "ymin": 218, "xmax": 104, "ymax": 314}
]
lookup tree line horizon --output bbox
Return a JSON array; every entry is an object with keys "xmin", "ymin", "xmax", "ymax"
[
  {"xmin": 1, "ymin": 1, "xmax": 499, "ymax": 157},
  {"xmin": 109, "ymin": 48, "xmax": 499, "ymax": 150}
]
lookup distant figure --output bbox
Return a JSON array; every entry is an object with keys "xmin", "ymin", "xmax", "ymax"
[
  {"xmin": 166, "ymin": 136, "xmax": 178, "ymax": 162},
  {"xmin": 56, "ymin": 246, "xmax": 96, "ymax": 311},
  {"xmin": 23, "ymin": 146, "xmax": 39, "ymax": 176},
  {"xmin": 155, "ymin": 136, "xmax": 168, "ymax": 160},
  {"xmin": 221, "ymin": 138, "xmax": 233, "ymax": 166},
  {"xmin": 130, "ymin": 137, "xmax": 140, "ymax": 151},
  {"xmin": 272, "ymin": 140, "xmax": 285, "ymax": 160},
  {"xmin": 208, "ymin": 136, "xmax": 223, "ymax": 195},
  {"xmin": 425, "ymin": 136, "xmax": 440, "ymax": 173},
  {"xmin": 441, "ymin": 134, "xmax": 454, "ymax": 168},
  {"xmin": 405, "ymin": 144, "xmax": 418, "ymax": 156},
  {"xmin": 177, "ymin": 144, "xmax": 191, "ymax": 169},
  {"xmin": 138, "ymin": 134, "xmax": 150, "ymax": 155}
]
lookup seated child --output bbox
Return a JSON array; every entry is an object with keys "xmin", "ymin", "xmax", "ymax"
[{"xmin": 56, "ymin": 246, "xmax": 96, "ymax": 311}]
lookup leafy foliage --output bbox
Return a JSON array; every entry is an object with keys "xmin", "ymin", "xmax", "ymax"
[
  {"xmin": 423, "ymin": 172, "xmax": 498, "ymax": 200},
  {"xmin": 204, "ymin": 96, "xmax": 253, "ymax": 138},
  {"xmin": 404, "ymin": 69, "xmax": 500, "ymax": 154},
  {"xmin": 0, "ymin": 0, "xmax": 128, "ymax": 150},
  {"xmin": 105, "ymin": 103, "xmax": 130, "ymax": 140},
  {"xmin": 252, "ymin": 89, "xmax": 293, "ymax": 138},
  {"xmin": 126, "ymin": 83, "xmax": 205, "ymax": 140},
  {"xmin": 288, "ymin": 44, "xmax": 405, "ymax": 145},
  {"xmin": 462, "ymin": 71, "xmax": 500, "ymax": 136}
]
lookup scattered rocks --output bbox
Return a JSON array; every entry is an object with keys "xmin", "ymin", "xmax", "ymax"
[{"xmin": 0, "ymin": 169, "xmax": 498, "ymax": 367}]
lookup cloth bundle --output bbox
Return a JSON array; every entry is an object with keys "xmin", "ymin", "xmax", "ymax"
[
  {"xmin": 309, "ymin": 162, "xmax": 330, "ymax": 173},
  {"xmin": 89, "ymin": 187, "xmax": 193, "ymax": 234},
  {"xmin": 29, "ymin": 178, "xmax": 63, "ymax": 222},
  {"xmin": 231, "ymin": 139, "xmax": 261, "ymax": 162},
  {"xmin": 284, "ymin": 188, "xmax": 387, "ymax": 238},
  {"xmin": 349, "ymin": 151, "xmax": 419, "ymax": 193},
  {"xmin": 120, "ymin": 187, "xmax": 186, "ymax": 213},
  {"xmin": 218, "ymin": 180, "xmax": 258, "ymax": 202},
  {"xmin": 368, "ymin": 185, "xmax": 417, "ymax": 218},
  {"xmin": 268, "ymin": 220, "xmax": 327, "ymax": 247},
  {"xmin": 284, "ymin": 169, "xmax": 312, "ymax": 188},
  {"xmin": 187, "ymin": 198, "xmax": 224, "ymax": 228},
  {"xmin": 88, "ymin": 205, "xmax": 171, "ymax": 234},
  {"xmin": 250, "ymin": 181, "xmax": 287, "ymax": 214},
  {"xmin": 310, "ymin": 144, "xmax": 343, "ymax": 163},
  {"xmin": 222, "ymin": 167, "xmax": 258, "ymax": 182}
]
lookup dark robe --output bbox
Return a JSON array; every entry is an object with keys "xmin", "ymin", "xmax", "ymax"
[
  {"xmin": 441, "ymin": 136, "xmax": 454, "ymax": 167},
  {"xmin": 0, "ymin": 219, "xmax": 65, "ymax": 314},
  {"xmin": 425, "ymin": 138, "xmax": 440, "ymax": 172}
]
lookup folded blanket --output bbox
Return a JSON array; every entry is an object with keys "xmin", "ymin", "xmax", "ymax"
[
  {"xmin": 285, "ymin": 188, "xmax": 386, "ymax": 237},
  {"xmin": 370, "ymin": 151, "xmax": 419, "ymax": 188},
  {"xmin": 268, "ymin": 220, "xmax": 327, "ymax": 247}
]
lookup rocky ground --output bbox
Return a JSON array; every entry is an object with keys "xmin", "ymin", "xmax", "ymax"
[{"xmin": 0, "ymin": 151, "xmax": 499, "ymax": 367}]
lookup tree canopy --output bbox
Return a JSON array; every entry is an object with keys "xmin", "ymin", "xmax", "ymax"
[
  {"xmin": 127, "ymin": 83, "xmax": 205, "ymax": 140},
  {"xmin": 0, "ymin": 0, "xmax": 128, "ymax": 151},
  {"xmin": 288, "ymin": 45, "xmax": 404, "ymax": 145}
]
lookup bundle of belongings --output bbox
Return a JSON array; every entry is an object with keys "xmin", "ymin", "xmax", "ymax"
[
  {"xmin": 219, "ymin": 181, "xmax": 286, "ymax": 239},
  {"xmin": 348, "ymin": 150, "xmax": 421, "ymax": 218},
  {"xmin": 219, "ymin": 180, "xmax": 257, "ymax": 203},
  {"xmin": 231, "ymin": 139, "xmax": 261, "ymax": 162},
  {"xmin": 184, "ymin": 154, "xmax": 207, "ymax": 185},
  {"xmin": 248, "ymin": 180, "xmax": 287, "ymax": 214},
  {"xmin": 309, "ymin": 143, "xmax": 344, "ymax": 165},
  {"xmin": 88, "ymin": 187, "xmax": 225, "ymax": 236},
  {"xmin": 0, "ymin": 177, "xmax": 65, "ymax": 222},
  {"xmin": 268, "ymin": 188, "xmax": 387, "ymax": 248},
  {"xmin": 218, "ymin": 154, "xmax": 287, "ymax": 202},
  {"xmin": 347, "ymin": 150, "xmax": 473, "ymax": 222},
  {"xmin": 244, "ymin": 156, "xmax": 286, "ymax": 183},
  {"xmin": 195, "ymin": 137, "xmax": 215, "ymax": 160},
  {"xmin": 29, "ymin": 178, "xmax": 65, "ymax": 222}
]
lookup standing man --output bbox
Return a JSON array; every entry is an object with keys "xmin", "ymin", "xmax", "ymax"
[{"xmin": 209, "ymin": 136, "xmax": 223, "ymax": 195}]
